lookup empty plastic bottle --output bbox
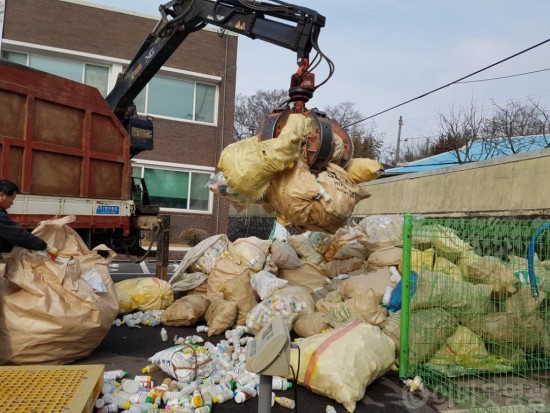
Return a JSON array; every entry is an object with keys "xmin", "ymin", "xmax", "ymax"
[
  {"xmin": 128, "ymin": 402, "xmax": 158, "ymax": 413},
  {"xmin": 275, "ymin": 396, "xmax": 296, "ymax": 409},
  {"xmin": 103, "ymin": 370, "xmax": 127, "ymax": 381},
  {"xmin": 272, "ymin": 376, "xmax": 293, "ymax": 391},
  {"xmin": 234, "ymin": 386, "xmax": 257, "ymax": 403},
  {"xmin": 102, "ymin": 393, "xmax": 131, "ymax": 410},
  {"xmin": 141, "ymin": 363, "xmax": 159, "ymax": 374},
  {"xmin": 191, "ymin": 389, "xmax": 204, "ymax": 408}
]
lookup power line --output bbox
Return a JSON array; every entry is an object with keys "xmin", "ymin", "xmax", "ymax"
[
  {"xmin": 346, "ymin": 37, "xmax": 550, "ymax": 127},
  {"xmin": 456, "ymin": 67, "xmax": 550, "ymax": 84}
]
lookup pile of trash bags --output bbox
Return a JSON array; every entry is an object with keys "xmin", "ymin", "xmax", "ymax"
[
  {"xmin": 112, "ymin": 215, "xmax": 405, "ymax": 411},
  {"xmin": 114, "ymin": 214, "xmax": 550, "ymax": 411}
]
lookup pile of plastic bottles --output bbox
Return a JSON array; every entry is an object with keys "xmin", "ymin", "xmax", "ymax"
[
  {"xmin": 96, "ymin": 328, "xmax": 296, "ymax": 412},
  {"xmin": 246, "ymin": 294, "xmax": 306, "ymax": 333},
  {"xmin": 113, "ymin": 310, "xmax": 165, "ymax": 328}
]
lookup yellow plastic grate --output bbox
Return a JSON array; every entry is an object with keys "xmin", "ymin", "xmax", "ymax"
[{"xmin": 0, "ymin": 365, "xmax": 104, "ymax": 413}]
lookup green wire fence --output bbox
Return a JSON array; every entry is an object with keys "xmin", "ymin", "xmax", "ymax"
[{"xmin": 399, "ymin": 214, "xmax": 550, "ymax": 412}]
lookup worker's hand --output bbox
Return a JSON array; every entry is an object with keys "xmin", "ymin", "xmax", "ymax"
[{"xmin": 45, "ymin": 245, "xmax": 59, "ymax": 261}]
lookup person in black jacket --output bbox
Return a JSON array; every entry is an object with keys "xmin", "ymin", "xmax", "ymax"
[{"xmin": 0, "ymin": 180, "xmax": 58, "ymax": 259}]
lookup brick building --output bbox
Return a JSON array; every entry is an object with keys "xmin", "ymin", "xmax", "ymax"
[{"xmin": 0, "ymin": 0, "xmax": 238, "ymax": 246}]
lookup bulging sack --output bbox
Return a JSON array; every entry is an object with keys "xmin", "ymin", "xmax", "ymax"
[
  {"xmin": 218, "ymin": 114, "xmax": 313, "ymax": 201},
  {"xmin": 266, "ymin": 160, "xmax": 370, "ymax": 233},
  {"xmin": 0, "ymin": 216, "xmax": 118, "ymax": 365}
]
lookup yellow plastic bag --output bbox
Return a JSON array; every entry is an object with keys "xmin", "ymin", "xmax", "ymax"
[
  {"xmin": 290, "ymin": 320, "xmax": 395, "ymax": 412},
  {"xmin": 345, "ymin": 158, "xmax": 383, "ymax": 184},
  {"xmin": 218, "ymin": 114, "xmax": 313, "ymax": 201},
  {"xmin": 115, "ymin": 277, "xmax": 174, "ymax": 314}
]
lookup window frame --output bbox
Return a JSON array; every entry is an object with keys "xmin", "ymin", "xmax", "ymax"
[
  {"xmin": 2, "ymin": 50, "xmax": 111, "ymax": 96},
  {"xmin": 132, "ymin": 162, "xmax": 214, "ymax": 214},
  {"xmin": 134, "ymin": 75, "xmax": 218, "ymax": 125}
]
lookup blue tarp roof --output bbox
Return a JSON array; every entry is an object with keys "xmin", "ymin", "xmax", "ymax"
[{"xmin": 385, "ymin": 135, "xmax": 550, "ymax": 174}]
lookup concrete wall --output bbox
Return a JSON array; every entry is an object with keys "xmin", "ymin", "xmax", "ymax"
[{"xmin": 354, "ymin": 148, "xmax": 550, "ymax": 218}]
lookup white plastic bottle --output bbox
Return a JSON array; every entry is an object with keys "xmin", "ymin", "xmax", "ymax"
[
  {"xmin": 178, "ymin": 380, "xmax": 199, "ymax": 396},
  {"xmin": 128, "ymin": 391, "xmax": 149, "ymax": 404},
  {"xmin": 103, "ymin": 369, "xmax": 127, "ymax": 380},
  {"xmin": 272, "ymin": 376, "xmax": 292, "ymax": 391},
  {"xmin": 97, "ymin": 404, "xmax": 118, "ymax": 413},
  {"xmin": 160, "ymin": 327, "xmax": 168, "ymax": 341},
  {"xmin": 196, "ymin": 325, "xmax": 208, "ymax": 333},
  {"xmin": 102, "ymin": 393, "xmax": 131, "ymax": 410},
  {"xmin": 382, "ymin": 286, "xmax": 394, "ymax": 306},
  {"xmin": 234, "ymin": 386, "xmax": 257, "ymax": 403},
  {"xmin": 213, "ymin": 389, "xmax": 234, "ymax": 404},
  {"xmin": 275, "ymin": 396, "xmax": 296, "ymax": 409},
  {"xmin": 121, "ymin": 378, "xmax": 140, "ymax": 394},
  {"xmin": 389, "ymin": 266, "xmax": 402, "ymax": 283},
  {"xmin": 128, "ymin": 403, "xmax": 157, "ymax": 413}
]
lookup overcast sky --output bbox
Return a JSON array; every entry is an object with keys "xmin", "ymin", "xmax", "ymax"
[{"xmin": 86, "ymin": 0, "xmax": 550, "ymax": 153}]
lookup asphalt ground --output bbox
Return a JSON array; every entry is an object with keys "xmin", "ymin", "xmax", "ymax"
[
  {"xmin": 72, "ymin": 261, "xmax": 444, "ymax": 413},
  {"xmin": 74, "ymin": 323, "xmax": 445, "ymax": 413}
]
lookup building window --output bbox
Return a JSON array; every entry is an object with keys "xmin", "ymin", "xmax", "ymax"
[
  {"xmin": 134, "ymin": 75, "xmax": 216, "ymax": 124},
  {"xmin": 84, "ymin": 64, "xmax": 109, "ymax": 97},
  {"xmin": 138, "ymin": 166, "xmax": 211, "ymax": 212},
  {"xmin": 29, "ymin": 55, "xmax": 83, "ymax": 82},
  {"xmin": 1, "ymin": 51, "xmax": 109, "ymax": 97},
  {"xmin": 1, "ymin": 50, "xmax": 28, "ymax": 65},
  {"xmin": 196, "ymin": 83, "xmax": 216, "ymax": 123}
]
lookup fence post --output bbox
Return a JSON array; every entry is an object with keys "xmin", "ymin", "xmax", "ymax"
[
  {"xmin": 155, "ymin": 214, "xmax": 170, "ymax": 280},
  {"xmin": 399, "ymin": 213, "xmax": 413, "ymax": 379}
]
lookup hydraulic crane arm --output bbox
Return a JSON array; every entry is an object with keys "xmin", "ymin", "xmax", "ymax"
[{"xmin": 105, "ymin": 0, "xmax": 326, "ymax": 121}]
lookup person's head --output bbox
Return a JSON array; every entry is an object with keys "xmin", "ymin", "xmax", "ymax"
[{"xmin": 0, "ymin": 180, "xmax": 19, "ymax": 210}]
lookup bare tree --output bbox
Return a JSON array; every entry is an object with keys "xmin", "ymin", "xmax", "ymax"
[
  {"xmin": 400, "ymin": 138, "xmax": 433, "ymax": 163},
  {"xmin": 482, "ymin": 98, "xmax": 550, "ymax": 157},
  {"xmin": 434, "ymin": 101, "xmax": 484, "ymax": 163},
  {"xmin": 323, "ymin": 101, "xmax": 384, "ymax": 159},
  {"xmin": 233, "ymin": 89, "xmax": 288, "ymax": 140}
]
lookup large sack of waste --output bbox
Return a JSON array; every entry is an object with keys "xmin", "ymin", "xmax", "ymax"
[
  {"xmin": 381, "ymin": 308, "xmax": 459, "ymax": 365},
  {"xmin": 293, "ymin": 312, "xmax": 334, "ymax": 337},
  {"xmin": 358, "ymin": 215, "xmax": 403, "ymax": 254},
  {"xmin": 228, "ymin": 236, "xmax": 271, "ymax": 271},
  {"xmin": 161, "ymin": 295, "xmax": 210, "ymax": 326},
  {"xmin": 278, "ymin": 262, "xmax": 329, "ymax": 291},
  {"xmin": 207, "ymin": 256, "xmax": 253, "ymax": 299},
  {"xmin": 290, "ymin": 320, "xmax": 395, "ymax": 412},
  {"xmin": 218, "ymin": 114, "xmax": 313, "ymax": 201},
  {"xmin": 205, "ymin": 298, "xmax": 238, "ymax": 336},
  {"xmin": 266, "ymin": 160, "xmax": 370, "ymax": 233},
  {"xmin": 246, "ymin": 285, "xmax": 314, "ymax": 333},
  {"xmin": 0, "ymin": 216, "xmax": 118, "ymax": 365},
  {"xmin": 466, "ymin": 288, "xmax": 550, "ymax": 355},
  {"xmin": 169, "ymin": 234, "xmax": 230, "ymax": 292},
  {"xmin": 116, "ymin": 277, "xmax": 174, "ymax": 314},
  {"xmin": 219, "ymin": 270, "xmax": 257, "ymax": 325},
  {"xmin": 429, "ymin": 325, "xmax": 490, "ymax": 367},
  {"xmin": 288, "ymin": 233, "xmax": 325, "ymax": 265},
  {"xmin": 316, "ymin": 289, "xmax": 387, "ymax": 327},
  {"xmin": 270, "ymin": 239, "xmax": 302, "ymax": 269}
]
